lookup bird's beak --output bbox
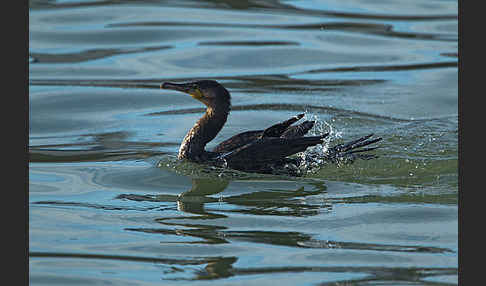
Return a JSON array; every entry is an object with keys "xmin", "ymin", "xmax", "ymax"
[
  {"xmin": 161, "ymin": 82, "xmax": 193, "ymax": 93},
  {"xmin": 161, "ymin": 82, "xmax": 203, "ymax": 100}
]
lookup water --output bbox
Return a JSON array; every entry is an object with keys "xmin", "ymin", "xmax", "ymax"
[{"xmin": 29, "ymin": 0, "xmax": 458, "ymax": 285}]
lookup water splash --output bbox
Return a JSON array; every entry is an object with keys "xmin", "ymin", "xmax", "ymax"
[
  {"xmin": 304, "ymin": 111, "xmax": 342, "ymax": 151},
  {"xmin": 294, "ymin": 112, "xmax": 343, "ymax": 175}
]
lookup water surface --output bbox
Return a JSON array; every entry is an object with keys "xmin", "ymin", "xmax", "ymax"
[{"xmin": 29, "ymin": 0, "xmax": 458, "ymax": 285}]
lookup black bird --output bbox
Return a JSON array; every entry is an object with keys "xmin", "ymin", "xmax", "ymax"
[{"xmin": 161, "ymin": 80, "xmax": 381, "ymax": 175}]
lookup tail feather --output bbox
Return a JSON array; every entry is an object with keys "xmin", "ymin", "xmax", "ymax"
[
  {"xmin": 322, "ymin": 134, "xmax": 382, "ymax": 163},
  {"xmin": 343, "ymin": 137, "xmax": 382, "ymax": 152},
  {"xmin": 330, "ymin": 133, "xmax": 373, "ymax": 152}
]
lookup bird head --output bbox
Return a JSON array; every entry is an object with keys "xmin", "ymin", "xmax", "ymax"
[{"xmin": 161, "ymin": 80, "xmax": 231, "ymax": 109}]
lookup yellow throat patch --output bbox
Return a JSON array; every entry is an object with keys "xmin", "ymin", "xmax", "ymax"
[{"xmin": 190, "ymin": 89, "xmax": 204, "ymax": 100}]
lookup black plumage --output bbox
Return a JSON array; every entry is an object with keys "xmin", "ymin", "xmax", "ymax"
[{"xmin": 161, "ymin": 80, "xmax": 381, "ymax": 175}]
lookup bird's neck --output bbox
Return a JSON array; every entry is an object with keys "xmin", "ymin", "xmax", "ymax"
[{"xmin": 178, "ymin": 103, "xmax": 230, "ymax": 160}]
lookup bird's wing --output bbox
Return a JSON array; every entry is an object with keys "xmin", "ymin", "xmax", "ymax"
[
  {"xmin": 280, "ymin": 120, "xmax": 315, "ymax": 139},
  {"xmin": 221, "ymin": 134, "xmax": 328, "ymax": 169},
  {"xmin": 212, "ymin": 130, "xmax": 263, "ymax": 153},
  {"xmin": 212, "ymin": 113, "xmax": 307, "ymax": 153},
  {"xmin": 260, "ymin": 113, "xmax": 305, "ymax": 137}
]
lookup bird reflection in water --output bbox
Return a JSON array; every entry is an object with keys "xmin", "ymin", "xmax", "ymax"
[{"xmin": 176, "ymin": 178, "xmax": 229, "ymax": 214}]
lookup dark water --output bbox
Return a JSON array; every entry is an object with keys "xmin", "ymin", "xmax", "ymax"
[{"xmin": 29, "ymin": 0, "xmax": 458, "ymax": 285}]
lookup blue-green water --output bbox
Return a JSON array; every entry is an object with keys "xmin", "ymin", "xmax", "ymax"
[{"xmin": 29, "ymin": 0, "xmax": 458, "ymax": 285}]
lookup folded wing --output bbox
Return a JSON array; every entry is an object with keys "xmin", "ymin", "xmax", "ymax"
[{"xmin": 212, "ymin": 113, "xmax": 315, "ymax": 153}]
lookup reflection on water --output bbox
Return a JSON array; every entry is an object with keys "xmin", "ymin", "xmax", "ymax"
[
  {"xmin": 30, "ymin": 161, "xmax": 457, "ymax": 283},
  {"xmin": 29, "ymin": 0, "xmax": 457, "ymax": 285},
  {"xmin": 122, "ymin": 178, "xmax": 453, "ymax": 256}
]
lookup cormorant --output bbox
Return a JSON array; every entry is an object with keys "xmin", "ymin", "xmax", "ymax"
[{"xmin": 161, "ymin": 80, "xmax": 381, "ymax": 175}]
